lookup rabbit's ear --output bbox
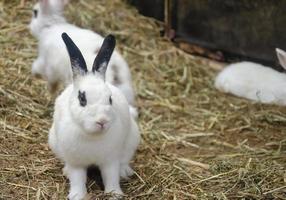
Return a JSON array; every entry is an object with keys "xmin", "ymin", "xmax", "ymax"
[
  {"xmin": 40, "ymin": 0, "xmax": 67, "ymax": 14},
  {"xmin": 92, "ymin": 35, "xmax": 116, "ymax": 78},
  {"xmin": 50, "ymin": 0, "xmax": 69, "ymax": 10},
  {"xmin": 62, "ymin": 32, "xmax": 88, "ymax": 79},
  {"xmin": 39, "ymin": 0, "xmax": 50, "ymax": 13},
  {"xmin": 40, "ymin": 0, "xmax": 49, "ymax": 6},
  {"xmin": 62, "ymin": 0, "xmax": 69, "ymax": 5},
  {"xmin": 276, "ymin": 48, "xmax": 286, "ymax": 70}
]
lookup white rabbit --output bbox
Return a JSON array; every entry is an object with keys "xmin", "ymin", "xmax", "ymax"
[
  {"xmin": 215, "ymin": 48, "xmax": 286, "ymax": 105},
  {"xmin": 29, "ymin": 0, "xmax": 136, "ymax": 109},
  {"xmin": 49, "ymin": 33, "xmax": 140, "ymax": 200}
]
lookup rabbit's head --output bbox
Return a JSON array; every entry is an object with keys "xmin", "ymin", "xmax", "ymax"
[
  {"xmin": 29, "ymin": 0, "xmax": 68, "ymax": 38},
  {"xmin": 62, "ymin": 32, "xmax": 117, "ymax": 135}
]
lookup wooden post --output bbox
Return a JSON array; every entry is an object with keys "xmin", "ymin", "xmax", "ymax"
[{"xmin": 164, "ymin": 0, "xmax": 175, "ymax": 39}]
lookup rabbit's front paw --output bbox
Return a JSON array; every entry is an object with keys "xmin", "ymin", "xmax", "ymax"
[
  {"xmin": 120, "ymin": 164, "xmax": 134, "ymax": 179},
  {"xmin": 68, "ymin": 189, "xmax": 87, "ymax": 200}
]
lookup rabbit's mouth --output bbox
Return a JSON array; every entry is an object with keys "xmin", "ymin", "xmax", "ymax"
[{"xmin": 82, "ymin": 121, "xmax": 111, "ymax": 135}]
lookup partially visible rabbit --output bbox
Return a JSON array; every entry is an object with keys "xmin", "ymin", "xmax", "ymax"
[
  {"xmin": 49, "ymin": 33, "xmax": 140, "ymax": 200},
  {"xmin": 215, "ymin": 48, "xmax": 286, "ymax": 105},
  {"xmin": 29, "ymin": 0, "xmax": 136, "ymax": 109}
]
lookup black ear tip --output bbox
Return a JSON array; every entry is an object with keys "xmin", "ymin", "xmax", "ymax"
[
  {"xmin": 61, "ymin": 32, "xmax": 69, "ymax": 41},
  {"xmin": 105, "ymin": 34, "xmax": 116, "ymax": 46},
  {"xmin": 106, "ymin": 34, "xmax": 115, "ymax": 40}
]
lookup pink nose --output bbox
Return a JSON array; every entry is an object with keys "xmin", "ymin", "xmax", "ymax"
[{"xmin": 96, "ymin": 120, "xmax": 107, "ymax": 129}]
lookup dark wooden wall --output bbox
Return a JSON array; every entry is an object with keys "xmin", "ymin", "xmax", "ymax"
[{"xmin": 129, "ymin": 0, "xmax": 286, "ymax": 66}]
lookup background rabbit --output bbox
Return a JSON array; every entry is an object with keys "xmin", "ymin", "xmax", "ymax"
[
  {"xmin": 49, "ymin": 33, "xmax": 140, "ymax": 200},
  {"xmin": 215, "ymin": 48, "xmax": 286, "ymax": 105},
  {"xmin": 29, "ymin": 0, "xmax": 136, "ymax": 108}
]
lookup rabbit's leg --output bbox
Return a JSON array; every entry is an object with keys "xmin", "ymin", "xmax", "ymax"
[
  {"xmin": 100, "ymin": 161, "xmax": 123, "ymax": 195},
  {"xmin": 120, "ymin": 164, "xmax": 134, "ymax": 179},
  {"xmin": 32, "ymin": 57, "xmax": 45, "ymax": 78},
  {"xmin": 65, "ymin": 164, "xmax": 87, "ymax": 200},
  {"xmin": 120, "ymin": 124, "xmax": 139, "ymax": 179},
  {"xmin": 47, "ymin": 81, "xmax": 59, "ymax": 94},
  {"xmin": 62, "ymin": 164, "xmax": 68, "ymax": 177}
]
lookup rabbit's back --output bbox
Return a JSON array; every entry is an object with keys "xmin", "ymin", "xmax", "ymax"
[
  {"xmin": 215, "ymin": 62, "xmax": 286, "ymax": 104},
  {"xmin": 39, "ymin": 25, "xmax": 135, "ymax": 104},
  {"xmin": 40, "ymin": 24, "xmax": 104, "ymax": 67}
]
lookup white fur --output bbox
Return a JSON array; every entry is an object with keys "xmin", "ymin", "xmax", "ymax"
[
  {"xmin": 29, "ymin": 0, "xmax": 135, "ymax": 106},
  {"xmin": 215, "ymin": 48, "xmax": 286, "ymax": 105},
  {"xmin": 49, "ymin": 74, "xmax": 140, "ymax": 199}
]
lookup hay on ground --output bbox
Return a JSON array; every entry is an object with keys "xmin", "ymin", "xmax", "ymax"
[{"xmin": 0, "ymin": 0, "xmax": 285, "ymax": 199}]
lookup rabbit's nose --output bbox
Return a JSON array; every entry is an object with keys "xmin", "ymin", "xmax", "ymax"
[{"xmin": 96, "ymin": 119, "xmax": 108, "ymax": 129}]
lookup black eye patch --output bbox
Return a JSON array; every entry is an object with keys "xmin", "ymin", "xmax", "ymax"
[
  {"xmin": 33, "ymin": 9, "xmax": 38, "ymax": 17},
  {"xmin": 78, "ymin": 91, "xmax": 87, "ymax": 107},
  {"xmin": 109, "ymin": 96, "xmax": 112, "ymax": 105}
]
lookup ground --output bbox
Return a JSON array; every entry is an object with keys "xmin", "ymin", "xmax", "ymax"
[{"xmin": 0, "ymin": 0, "xmax": 285, "ymax": 199}]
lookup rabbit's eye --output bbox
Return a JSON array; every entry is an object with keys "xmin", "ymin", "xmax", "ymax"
[
  {"xmin": 78, "ymin": 91, "xmax": 87, "ymax": 107},
  {"xmin": 109, "ymin": 96, "xmax": 112, "ymax": 105},
  {"xmin": 33, "ymin": 9, "xmax": 38, "ymax": 17}
]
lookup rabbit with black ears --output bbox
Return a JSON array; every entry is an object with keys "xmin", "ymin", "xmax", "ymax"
[
  {"xmin": 49, "ymin": 33, "xmax": 140, "ymax": 200},
  {"xmin": 29, "ymin": 0, "xmax": 136, "ymax": 110},
  {"xmin": 215, "ymin": 48, "xmax": 286, "ymax": 106}
]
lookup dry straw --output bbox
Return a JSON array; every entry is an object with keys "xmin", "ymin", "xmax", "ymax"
[{"xmin": 0, "ymin": 0, "xmax": 285, "ymax": 199}]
